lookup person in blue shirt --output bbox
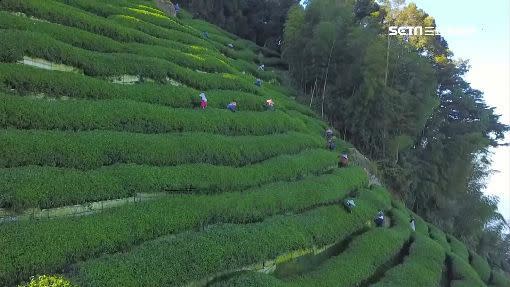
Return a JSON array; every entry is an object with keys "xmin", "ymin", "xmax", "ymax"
[{"xmin": 227, "ymin": 101, "xmax": 237, "ymax": 112}]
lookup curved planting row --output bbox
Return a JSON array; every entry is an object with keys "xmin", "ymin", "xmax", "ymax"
[
  {"xmin": 0, "ymin": 167, "xmax": 367, "ymax": 286},
  {"xmin": 0, "ymin": 0, "xmax": 156, "ymax": 45},
  {"xmin": 212, "ymin": 209, "xmax": 413, "ymax": 287},
  {"xmin": 0, "ymin": 149, "xmax": 337, "ymax": 210},
  {"xmin": 213, "ymin": 229, "xmax": 409, "ymax": 287},
  {"xmin": 449, "ymin": 252, "xmax": 486, "ymax": 287},
  {"xmin": 0, "ymin": 64, "xmax": 305, "ymax": 114},
  {"xmin": 0, "ymin": 0, "xmax": 259, "ymax": 65},
  {"xmin": 490, "ymin": 269, "xmax": 510, "ymax": 287},
  {"xmin": 0, "ymin": 130, "xmax": 321, "ymax": 169},
  {"xmin": 0, "ymin": 11, "xmax": 125, "ymax": 53},
  {"xmin": 0, "ymin": 3, "xmax": 262, "ymax": 75},
  {"xmin": 107, "ymin": 13, "xmax": 217, "ymax": 51},
  {"xmin": 54, "ymin": 0, "xmax": 213, "ymax": 46},
  {"xmin": 230, "ymin": 58, "xmax": 279, "ymax": 81},
  {"xmin": 70, "ymin": 188, "xmax": 391, "ymax": 287},
  {"xmin": 0, "ymin": 65, "xmax": 271, "ymax": 111},
  {"xmin": 0, "ymin": 93, "xmax": 307, "ymax": 135},
  {"xmin": 1, "ymin": 29, "xmax": 261, "ymax": 92},
  {"xmin": 121, "ymin": 1, "xmax": 255, "ymax": 59},
  {"xmin": 276, "ymin": 208, "xmax": 412, "ymax": 287},
  {"xmin": 0, "ymin": 0, "xmax": 208, "ymax": 55},
  {"xmin": 370, "ymin": 235, "xmax": 445, "ymax": 287},
  {"xmin": 470, "ymin": 252, "xmax": 491, "ymax": 283},
  {"xmin": 428, "ymin": 224, "xmax": 451, "ymax": 251},
  {"xmin": 0, "ymin": 12, "xmax": 234, "ymax": 74},
  {"xmin": 181, "ymin": 17, "xmax": 240, "ymax": 46},
  {"xmin": 1, "ymin": 0, "xmax": 261, "ymax": 64},
  {"xmin": 447, "ymin": 234, "xmax": 470, "ymax": 262},
  {"xmin": 123, "ymin": 40, "xmax": 235, "ymax": 73}
]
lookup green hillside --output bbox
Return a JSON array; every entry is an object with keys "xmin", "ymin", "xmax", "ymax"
[{"xmin": 0, "ymin": 0, "xmax": 509, "ymax": 286}]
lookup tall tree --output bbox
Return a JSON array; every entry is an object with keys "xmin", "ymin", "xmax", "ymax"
[{"xmin": 283, "ymin": 0, "xmax": 509, "ymax": 264}]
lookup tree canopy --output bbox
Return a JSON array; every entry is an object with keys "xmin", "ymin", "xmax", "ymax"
[{"xmin": 282, "ymin": 0, "xmax": 509, "ymax": 269}]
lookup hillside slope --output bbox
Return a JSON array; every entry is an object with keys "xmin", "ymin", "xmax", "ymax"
[{"xmin": 0, "ymin": 0, "xmax": 509, "ymax": 286}]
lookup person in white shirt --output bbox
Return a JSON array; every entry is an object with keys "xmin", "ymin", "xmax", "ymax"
[
  {"xmin": 265, "ymin": 99, "xmax": 274, "ymax": 111},
  {"xmin": 410, "ymin": 217, "xmax": 416, "ymax": 232}
]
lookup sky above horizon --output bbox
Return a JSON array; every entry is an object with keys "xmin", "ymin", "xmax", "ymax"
[{"xmin": 410, "ymin": 0, "xmax": 510, "ymax": 222}]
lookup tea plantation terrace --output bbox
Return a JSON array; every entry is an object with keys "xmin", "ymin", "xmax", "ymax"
[{"xmin": 0, "ymin": 0, "xmax": 508, "ymax": 286}]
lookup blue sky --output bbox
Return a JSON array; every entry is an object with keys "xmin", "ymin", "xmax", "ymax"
[{"xmin": 409, "ymin": 0, "xmax": 510, "ymax": 222}]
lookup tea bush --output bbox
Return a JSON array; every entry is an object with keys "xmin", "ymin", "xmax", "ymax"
[
  {"xmin": 0, "ymin": 29, "xmax": 261, "ymax": 91},
  {"xmin": 491, "ymin": 269, "xmax": 510, "ymax": 287},
  {"xmin": 0, "ymin": 130, "xmax": 321, "ymax": 169},
  {"xmin": 0, "ymin": 0, "xmax": 151, "ymax": 43},
  {"xmin": 0, "ymin": 94, "xmax": 307, "ymax": 135},
  {"xmin": 450, "ymin": 253, "xmax": 486, "ymax": 287},
  {"xmin": 428, "ymin": 224, "xmax": 451, "ymax": 251},
  {"xmin": 0, "ymin": 11, "xmax": 123, "ymax": 53},
  {"xmin": 0, "ymin": 12, "xmax": 233, "ymax": 72},
  {"xmin": 286, "ymin": 228, "xmax": 411, "ymax": 286},
  {"xmin": 72, "ymin": 189, "xmax": 391, "ymax": 286},
  {"xmin": 448, "ymin": 234, "xmax": 470, "ymax": 262},
  {"xmin": 212, "ymin": 209, "xmax": 445, "ymax": 287},
  {"xmin": 0, "ymin": 149, "xmax": 337, "ymax": 209},
  {"xmin": 470, "ymin": 253, "xmax": 491, "ymax": 283},
  {"xmin": 0, "ymin": 65, "xmax": 268, "ymax": 111},
  {"xmin": 0, "ymin": 64, "xmax": 305, "ymax": 112},
  {"xmin": 371, "ymin": 235, "xmax": 445, "ymax": 287},
  {"xmin": 0, "ymin": 167, "xmax": 367, "ymax": 286}
]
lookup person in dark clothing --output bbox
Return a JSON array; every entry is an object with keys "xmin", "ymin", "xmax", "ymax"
[
  {"xmin": 343, "ymin": 198, "xmax": 356, "ymax": 213},
  {"xmin": 327, "ymin": 138, "xmax": 336, "ymax": 150},
  {"xmin": 374, "ymin": 211, "xmax": 385, "ymax": 227},
  {"xmin": 325, "ymin": 128, "xmax": 334, "ymax": 140}
]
